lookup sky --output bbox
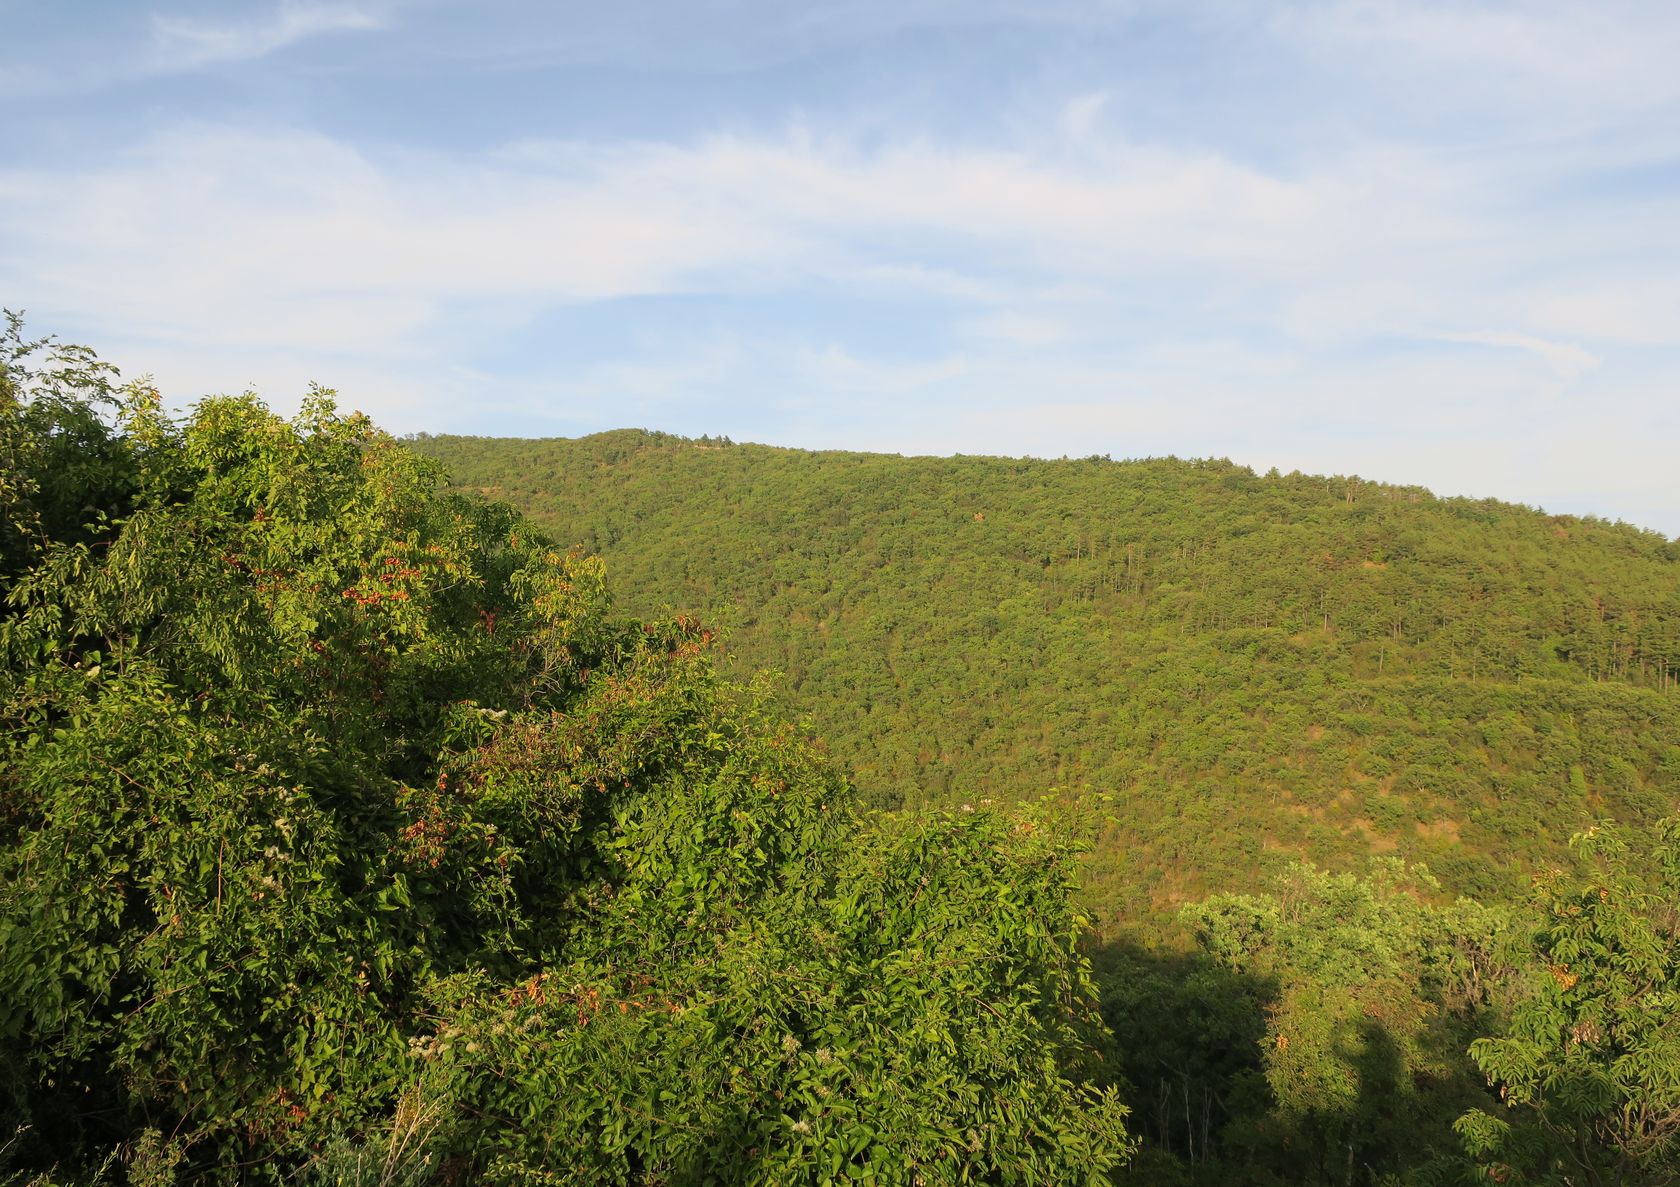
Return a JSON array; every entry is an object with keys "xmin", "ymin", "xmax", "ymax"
[{"xmin": 3, "ymin": 1, "xmax": 1678, "ymax": 535}]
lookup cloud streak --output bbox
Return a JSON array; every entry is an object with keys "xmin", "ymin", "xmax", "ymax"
[
  {"xmin": 1428, "ymin": 330, "xmax": 1599, "ymax": 380},
  {"xmin": 150, "ymin": 1, "xmax": 385, "ymax": 68}
]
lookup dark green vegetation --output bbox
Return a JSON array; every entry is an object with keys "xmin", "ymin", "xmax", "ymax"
[
  {"xmin": 4, "ymin": 322, "xmax": 1678, "ymax": 1186},
  {"xmin": 411, "ymin": 430, "xmax": 1680, "ymax": 915}
]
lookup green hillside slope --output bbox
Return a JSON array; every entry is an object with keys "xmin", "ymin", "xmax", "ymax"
[{"xmin": 410, "ymin": 430, "xmax": 1680, "ymax": 924}]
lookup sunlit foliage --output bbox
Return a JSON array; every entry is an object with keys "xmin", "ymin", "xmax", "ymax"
[{"xmin": 0, "ymin": 324, "xmax": 1131, "ymax": 1185}]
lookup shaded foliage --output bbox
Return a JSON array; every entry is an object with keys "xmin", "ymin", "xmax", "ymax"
[{"xmin": 1092, "ymin": 863, "xmax": 1525, "ymax": 1185}]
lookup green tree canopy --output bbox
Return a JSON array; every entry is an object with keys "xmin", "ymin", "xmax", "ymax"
[{"xmin": 0, "ymin": 330, "xmax": 1132, "ymax": 1185}]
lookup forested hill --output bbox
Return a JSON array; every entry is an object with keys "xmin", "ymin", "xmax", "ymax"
[{"xmin": 411, "ymin": 429, "xmax": 1680, "ymax": 920}]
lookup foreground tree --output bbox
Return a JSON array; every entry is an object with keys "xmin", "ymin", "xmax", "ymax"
[
  {"xmin": 1458, "ymin": 818, "xmax": 1680, "ymax": 1186},
  {"xmin": 0, "ymin": 311, "xmax": 135, "ymax": 582},
  {"xmin": 0, "ymin": 326, "xmax": 1132, "ymax": 1184}
]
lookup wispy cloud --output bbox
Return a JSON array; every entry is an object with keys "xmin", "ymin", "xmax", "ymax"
[
  {"xmin": 1428, "ymin": 330, "xmax": 1599, "ymax": 379},
  {"xmin": 2, "ymin": 116, "xmax": 1671, "ymax": 413},
  {"xmin": 151, "ymin": 1, "xmax": 385, "ymax": 68}
]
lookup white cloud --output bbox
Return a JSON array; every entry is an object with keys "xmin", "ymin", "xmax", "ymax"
[
  {"xmin": 0, "ymin": 122, "xmax": 1332, "ymax": 362},
  {"xmin": 6, "ymin": 117, "xmax": 1672, "ymax": 370}
]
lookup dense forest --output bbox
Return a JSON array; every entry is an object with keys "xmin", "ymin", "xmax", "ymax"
[
  {"xmin": 3, "ymin": 323, "xmax": 1678, "ymax": 1186},
  {"xmin": 409, "ymin": 431, "xmax": 1680, "ymax": 914}
]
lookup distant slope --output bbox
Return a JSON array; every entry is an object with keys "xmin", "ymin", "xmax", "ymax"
[{"xmin": 410, "ymin": 430, "xmax": 1680, "ymax": 924}]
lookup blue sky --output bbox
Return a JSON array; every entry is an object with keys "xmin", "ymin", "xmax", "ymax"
[{"xmin": 4, "ymin": 1, "xmax": 1679, "ymax": 534}]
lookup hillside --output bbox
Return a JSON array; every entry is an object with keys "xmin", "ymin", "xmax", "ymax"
[{"xmin": 411, "ymin": 430, "xmax": 1680, "ymax": 923}]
